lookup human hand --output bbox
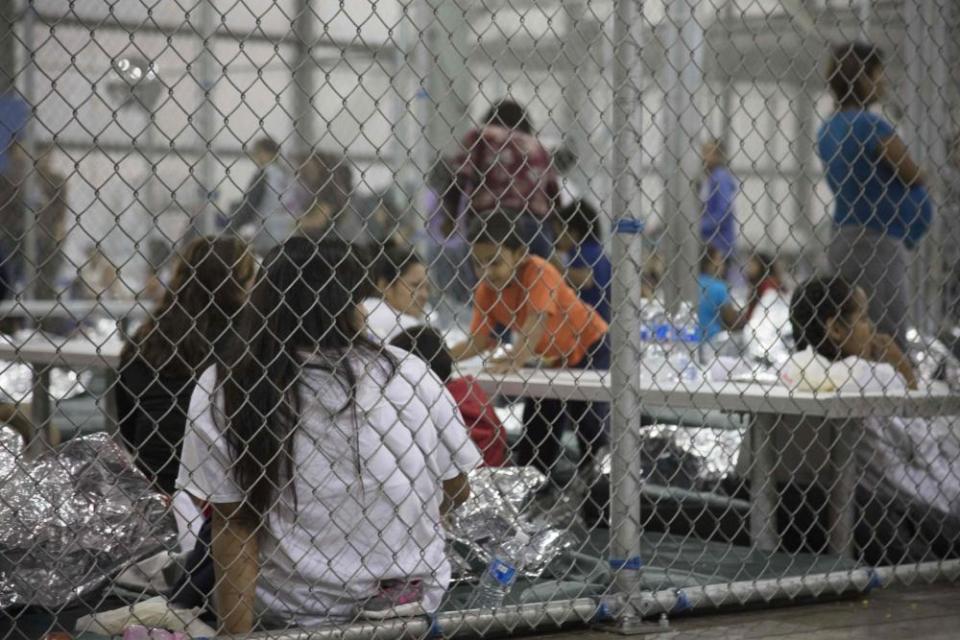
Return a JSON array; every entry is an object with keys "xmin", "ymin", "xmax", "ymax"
[
  {"xmin": 870, "ymin": 333, "xmax": 917, "ymax": 390},
  {"xmin": 485, "ymin": 359, "xmax": 521, "ymax": 375}
]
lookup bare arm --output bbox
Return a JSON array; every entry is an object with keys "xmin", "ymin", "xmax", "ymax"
[
  {"xmin": 871, "ymin": 333, "xmax": 918, "ymax": 390},
  {"xmin": 879, "ymin": 134, "xmax": 926, "ymax": 187},
  {"xmin": 440, "ymin": 472, "xmax": 471, "ymax": 515},
  {"xmin": 720, "ymin": 303, "xmax": 751, "ymax": 333},
  {"xmin": 449, "ymin": 334, "xmax": 496, "ymax": 362},
  {"xmin": 211, "ymin": 502, "xmax": 260, "ymax": 635}
]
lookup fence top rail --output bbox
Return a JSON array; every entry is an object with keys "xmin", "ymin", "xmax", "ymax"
[{"xmin": 465, "ymin": 367, "xmax": 960, "ymax": 418}]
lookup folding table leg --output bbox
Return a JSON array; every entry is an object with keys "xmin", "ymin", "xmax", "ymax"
[
  {"xmin": 828, "ymin": 418, "xmax": 856, "ymax": 557},
  {"xmin": 749, "ymin": 413, "xmax": 780, "ymax": 552},
  {"xmin": 30, "ymin": 364, "xmax": 55, "ymax": 450}
]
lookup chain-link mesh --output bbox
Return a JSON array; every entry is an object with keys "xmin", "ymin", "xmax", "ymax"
[{"xmin": 2, "ymin": 0, "xmax": 959, "ymax": 637}]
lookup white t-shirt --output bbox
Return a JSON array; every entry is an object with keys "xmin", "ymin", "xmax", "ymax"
[
  {"xmin": 780, "ymin": 347, "xmax": 907, "ymax": 394},
  {"xmin": 362, "ymin": 296, "xmax": 422, "ymax": 343},
  {"xmin": 781, "ymin": 350, "xmax": 960, "ymax": 524},
  {"xmin": 177, "ymin": 346, "xmax": 481, "ymax": 627}
]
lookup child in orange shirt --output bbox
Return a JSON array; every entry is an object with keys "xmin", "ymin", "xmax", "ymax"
[{"xmin": 450, "ymin": 213, "xmax": 610, "ymax": 479}]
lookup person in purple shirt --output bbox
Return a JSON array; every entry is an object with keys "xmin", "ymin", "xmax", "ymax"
[{"xmin": 699, "ymin": 139, "xmax": 739, "ymax": 263}]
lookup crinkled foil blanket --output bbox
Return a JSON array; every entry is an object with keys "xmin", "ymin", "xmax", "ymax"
[
  {"xmin": 448, "ymin": 466, "xmax": 577, "ymax": 580},
  {"xmin": 0, "ymin": 431, "xmax": 176, "ymax": 608},
  {"xmin": 446, "ymin": 431, "xmax": 743, "ymax": 583}
]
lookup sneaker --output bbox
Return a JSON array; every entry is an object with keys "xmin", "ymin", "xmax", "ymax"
[{"xmin": 358, "ymin": 579, "xmax": 425, "ymax": 619}]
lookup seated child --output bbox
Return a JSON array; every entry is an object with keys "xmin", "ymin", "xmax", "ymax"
[
  {"xmin": 361, "ymin": 246, "xmax": 430, "ymax": 342},
  {"xmin": 552, "ymin": 200, "xmax": 612, "ymax": 321},
  {"xmin": 391, "ymin": 326, "xmax": 507, "ymax": 467},
  {"xmin": 698, "ymin": 245, "xmax": 750, "ymax": 340},
  {"xmin": 449, "ymin": 212, "xmax": 609, "ymax": 479},
  {"xmin": 743, "ymin": 276, "xmax": 958, "ymax": 563},
  {"xmin": 744, "ymin": 251, "xmax": 786, "ymax": 322},
  {"xmin": 642, "ymin": 253, "xmax": 664, "ymax": 301},
  {"xmin": 784, "ymin": 276, "xmax": 916, "ymax": 391}
]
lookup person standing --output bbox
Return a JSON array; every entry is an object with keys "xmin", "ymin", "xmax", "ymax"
[
  {"xmin": 818, "ymin": 42, "xmax": 932, "ymax": 346},
  {"xmin": 224, "ymin": 137, "xmax": 291, "ymax": 253},
  {"xmin": 33, "ymin": 143, "xmax": 69, "ymax": 302},
  {"xmin": 700, "ymin": 139, "xmax": 739, "ymax": 265},
  {"xmin": 448, "ymin": 99, "xmax": 560, "ymax": 259}
]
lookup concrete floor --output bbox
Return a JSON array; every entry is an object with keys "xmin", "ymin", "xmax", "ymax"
[{"xmin": 540, "ymin": 584, "xmax": 960, "ymax": 640}]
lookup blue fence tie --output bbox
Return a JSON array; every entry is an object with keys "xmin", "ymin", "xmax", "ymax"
[
  {"xmin": 865, "ymin": 568, "xmax": 883, "ymax": 593},
  {"xmin": 614, "ymin": 218, "xmax": 644, "ymax": 234},
  {"xmin": 593, "ymin": 599, "xmax": 613, "ymax": 623},
  {"xmin": 427, "ymin": 612, "xmax": 443, "ymax": 638},
  {"xmin": 608, "ymin": 556, "xmax": 643, "ymax": 571},
  {"xmin": 673, "ymin": 589, "xmax": 692, "ymax": 612}
]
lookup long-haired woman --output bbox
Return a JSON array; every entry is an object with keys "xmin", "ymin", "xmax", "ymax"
[
  {"xmin": 177, "ymin": 238, "xmax": 478, "ymax": 632},
  {"xmin": 117, "ymin": 236, "xmax": 254, "ymax": 493}
]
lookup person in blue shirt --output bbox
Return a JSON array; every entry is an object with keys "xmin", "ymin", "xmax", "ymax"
[
  {"xmin": 817, "ymin": 42, "xmax": 931, "ymax": 346},
  {"xmin": 552, "ymin": 200, "xmax": 611, "ymax": 321},
  {"xmin": 700, "ymin": 139, "xmax": 738, "ymax": 263},
  {"xmin": 698, "ymin": 246, "xmax": 750, "ymax": 341}
]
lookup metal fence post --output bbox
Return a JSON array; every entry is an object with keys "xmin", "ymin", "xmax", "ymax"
[
  {"xmin": 195, "ymin": 0, "xmax": 219, "ymax": 236},
  {"xmin": 609, "ymin": 0, "xmax": 646, "ymax": 629},
  {"xmin": 661, "ymin": 0, "xmax": 704, "ymax": 311}
]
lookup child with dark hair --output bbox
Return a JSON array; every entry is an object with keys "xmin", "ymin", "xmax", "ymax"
[
  {"xmin": 748, "ymin": 275, "xmax": 946, "ymax": 563},
  {"xmin": 819, "ymin": 42, "xmax": 932, "ymax": 347},
  {"xmin": 118, "ymin": 236, "xmax": 256, "ymax": 494},
  {"xmin": 698, "ymin": 246, "xmax": 751, "ymax": 340},
  {"xmin": 552, "ymin": 200, "xmax": 612, "ymax": 322},
  {"xmin": 784, "ymin": 275, "xmax": 915, "ymax": 390},
  {"xmin": 178, "ymin": 239, "xmax": 479, "ymax": 630},
  {"xmin": 450, "ymin": 212, "xmax": 609, "ymax": 480},
  {"xmin": 391, "ymin": 326, "xmax": 507, "ymax": 467},
  {"xmin": 743, "ymin": 251, "xmax": 786, "ymax": 322},
  {"xmin": 361, "ymin": 246, "xmax": 430, "ymax": 342}
]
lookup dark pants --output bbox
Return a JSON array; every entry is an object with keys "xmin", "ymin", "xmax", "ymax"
[
  {"xmin": 517, "ymin": 337, "xmax": 610, "ymax": 478},
  {"xmin": 169, "ymin": 517, "xmax": 215, "ymax": 611}
]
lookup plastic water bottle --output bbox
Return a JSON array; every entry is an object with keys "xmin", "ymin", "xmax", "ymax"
[
  {"xmin": 670, "ymin": 329, "xmax": 704, "ymax": 384},
  {"xmin": 473, "ymin": 531, "xmax": 530, "ymax": 609},
  {"xmin": 641, "ymin": 305, "xmax": 674, "ymax": 381}
]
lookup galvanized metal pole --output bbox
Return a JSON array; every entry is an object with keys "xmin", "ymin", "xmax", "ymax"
[
  {"xmin": 925, "ymin": 0, "xmax": 952, "ymax": 332},
  {"xmin": 661, "ymin": 0, "xmax": 705, "ymax": 310},
  {"xmin": 389, "ymin": 0, "xmax": 432, "ymax": 225},
  {"xmin": 195, "ymin": 0, "xmax": 219, "ymax": 235},
  {"xmin": 18, "ymin": 0, "xmax": 37, "ymax": 302},
  {"xmin": 609, "ymin": 0, "xmax": 646, "ymax": 628},
  {"xmin": 292, "ymin": 0, "xmax": 318, "ymax": 156}
]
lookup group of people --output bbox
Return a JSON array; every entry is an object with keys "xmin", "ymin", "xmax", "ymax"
[
  {"xmin": 16, "ymin": 36, "xmax": 950, "ymax": 632},
  {"xmin": 224, "ymin": 137, "xmax": 410, "ymax": 255}
]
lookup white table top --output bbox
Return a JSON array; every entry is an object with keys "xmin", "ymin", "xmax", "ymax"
[
  {"xmin": 0, "ymin": 334, "xmax": 124, "ymax": 368},
  {"xmin": 0, "ymin": 299, "xmax": 150, "ymax": 320},
  {"xmin": 467, "ymin": 367, "xmax": 960, "ymax": 419}
]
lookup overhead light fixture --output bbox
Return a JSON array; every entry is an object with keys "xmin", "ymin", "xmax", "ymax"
[{"xmin": 106, "ymin": 56, "xmax": 163, "ymax": 111}]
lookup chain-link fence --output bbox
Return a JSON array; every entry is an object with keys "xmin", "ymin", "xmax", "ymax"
[{"xmin": 2, "ymin": 0, "xmax": 960, "ymax": 637}]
